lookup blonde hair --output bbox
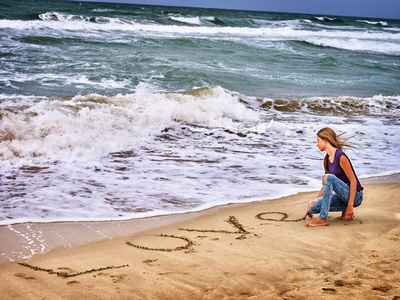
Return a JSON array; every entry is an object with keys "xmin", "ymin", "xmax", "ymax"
[{"xmin": 317, "ymin": 127, "xmax": 354, "ymax": 173}]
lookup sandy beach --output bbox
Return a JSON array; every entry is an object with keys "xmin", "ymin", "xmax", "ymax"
[{"xmin": 0, "ymin": 179, "xmax": 399, "ymax": 299}]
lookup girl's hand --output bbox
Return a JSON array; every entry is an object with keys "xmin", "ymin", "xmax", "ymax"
[
  {"xmin": 303, "ymin": 211, "xmax": 313, "ymax": 219},
  {"xmin": 345, "ymin": 206, "xmax": 355, "ymax": 221}
]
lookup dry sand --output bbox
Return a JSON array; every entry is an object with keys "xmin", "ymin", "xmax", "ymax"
[{"xmin": 0, "ymin": 180, "xmax": 399, "ymax": 299}]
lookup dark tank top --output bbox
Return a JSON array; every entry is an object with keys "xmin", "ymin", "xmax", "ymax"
[{"xmin": 327, "ymin": 149, "xmax": 361, "ymax": 189}]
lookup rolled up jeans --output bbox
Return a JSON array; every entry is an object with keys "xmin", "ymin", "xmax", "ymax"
[{"xmin": 307, "ymin": 174, "xmax": 363, "ymax": 219}]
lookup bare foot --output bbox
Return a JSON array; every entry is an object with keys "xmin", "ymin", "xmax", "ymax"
[
  {"xmin": 336, "ymin": 212, "xmax": 346, "ymax": 220},
  {"xmin": 306, "ymin": 217, "xmax": 328, "ymax": 227}
]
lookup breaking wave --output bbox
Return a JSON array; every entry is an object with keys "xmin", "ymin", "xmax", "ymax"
[
  {"xmin": 0, "ymin": 86, "xmax": 258, "ymax": 162},
  {"xmin": 1, "ymin": 84, "xmax": 399, "ymax": 164}
]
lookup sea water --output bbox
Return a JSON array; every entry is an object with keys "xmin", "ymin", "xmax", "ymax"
[{"xmin": 1, "ymin": 0, "xmax": 399, "ymax": 226}]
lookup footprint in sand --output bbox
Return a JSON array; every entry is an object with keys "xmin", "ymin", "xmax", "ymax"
[
  {"xmin": 334, "ymin": 279, "xmax": 360, "ymax": 288},
  {"xmin": 372, "ymin": 283, "xmax": 392, "ymax": 292},
  {"xmin": 67, "ymin": 280, "xmax": 79, "ymax": 285},
  {"xmin": 196, "ymin": 236, "xmax": 208, "ymax": 239},
  {"xmin": 185, "ymin": 248, "xmax": 197, "ymax": 253},
  {"xmin": 358, "ymin": 273, "xmax": 375, "ymax": 279},
  {"xmin": 111, "ymin": 274, "xmax": 126, "ymax": 283},
  {"xmin": 322, "ymin": 288, "xmax": 337, "ymax": 294},
  {"xmin": 14, "ymin": 273, "xmax": 35, "ymax": 280},
  {"xmin": 368, "ymin": 260, "xmax": 391, "ymax": 270},
  {"xmin": 158, "ymin": 272, "xmax": 190, "ymax": 277},
  {"xmin": 360, "ymin": 249, "xmax": 377, "ymax": 257},
  {"xmin": 143, "ymin": 259, "xmax": 158, "ymax": 266}
]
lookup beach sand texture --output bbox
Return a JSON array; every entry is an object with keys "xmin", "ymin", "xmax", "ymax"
[{"xmin": 0, "ymin": 182, "xmax": 399, "ymax": 299}]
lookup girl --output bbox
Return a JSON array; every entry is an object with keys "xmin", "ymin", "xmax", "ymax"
[{"xmin": 305, "ymin": 127, "xmax": 363, "ymax": 227}]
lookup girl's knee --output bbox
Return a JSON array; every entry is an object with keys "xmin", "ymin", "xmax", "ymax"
[
  {"xmin": 308, "ymin": 200, "xmax": 316, "ymax": 208},
  {"xmin": 322, "ymin": 174, "xmax": 335, "ymax": 185},
  {"xmin": 307, "ymin": 200, "xmax": 318, "ymax": 213}
]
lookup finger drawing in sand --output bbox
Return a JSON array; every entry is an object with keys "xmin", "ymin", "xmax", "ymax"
[
  {"xmin": 255, "ymin": 212, "xmax": 304, "ymax": 222},
  {"xmin": 305, "ymin": 127, "xmax": 364, "ymax": 227},
  {"xmin": 126, "ymin": 234, "xmax": 194, "ymax": 252},
  {"xmin": 180, "ymin": 215, "xmax": 250, "ymax": 234},
  {"xmin": 17, "ymin": 263, "xmax": 129, "ymax": 278}
]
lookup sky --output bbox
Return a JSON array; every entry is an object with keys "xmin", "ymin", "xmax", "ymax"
[{"xmin": 74, "ymin": 0, "xmax": 400, "ymax": 19}]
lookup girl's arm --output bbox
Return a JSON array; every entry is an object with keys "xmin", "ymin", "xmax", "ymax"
[{"xmin": 340, "ymin": 155, "xmax": 357, "ymax": 221}]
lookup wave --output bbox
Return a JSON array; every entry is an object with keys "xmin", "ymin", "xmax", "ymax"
[
  {"xmin": 169, "ymin": 16, "xmax": 202, "ymax": 25},
  {"xmin": 2, "ymin": 20, "xmax": 399, "ymax": 53},
  {"xmin": 38, "ymin": 11, "xmax": 116, "ymax": 24},
  {"xmin": 38, "ymin": 11, "xmax": 224, "ymax": 28},
  {"xmin": 168, "ymin": 15, "xmax": 229, "ymax": 26},
  {"xmin": 1, "ymin": 84, "xmax": 399, "ymax": 165},
  {"xmin": 260, "ymin": 95, "xmax": 400, "ymax": 116},
  {"xmin": 205, "ymin": 16, "xmax": 227, "ymax": 26},
  {"xmin": 39, "ymin": 12, "xmax": 75, "ymax": 22},
  {"xmin": 0, "ymin": 86, "xmax": 258, "ymax": 163},
  {"xmin": 311, "ymin": 16, "xmax": 345, "ymax": 24},
  {"xmin": 162, "ymin": 9, "xmax": 184, "ymax": 15},
  {"xmin": 358, "ymin": 20, "xmax": 388, "ymax": 27},
  {"xmin": 304, "ymin": 38, "xmax": 400, "ymax": 55},
  {"xmin": 92, "ymin": 8, "xmax": 115, "ymax": 13},
  {"xmin": 3, "ymin": 12, "xmax": 399, "ymax": 42}
]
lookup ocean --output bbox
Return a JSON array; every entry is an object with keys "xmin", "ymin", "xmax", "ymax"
[{"xmin": 1, "ymin": 0, "xmax": 399, "ymax": 226}]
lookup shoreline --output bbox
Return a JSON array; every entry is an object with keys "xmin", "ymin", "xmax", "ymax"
[
  {"xmin": 0, "ymin": 179, "xmax": 399, "ymax": 299},
  {"xmin": 1, "ymin": 173, "xmax": 399, "ymax": 266}
]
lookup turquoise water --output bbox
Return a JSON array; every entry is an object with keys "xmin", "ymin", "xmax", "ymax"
[{"xmin": 0, "ymin": 0, "xmax": 399, "ymax": 227}]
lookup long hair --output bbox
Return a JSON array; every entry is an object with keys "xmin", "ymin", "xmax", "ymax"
[{"xmin": 317, "ymin": 127, "xmax": 355, "ymax": 173}]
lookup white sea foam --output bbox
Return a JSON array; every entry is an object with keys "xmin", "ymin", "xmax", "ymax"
[
  {"xmin": 39, "ymin": 12, "xmax": 70, "ymax": 22},
  {"xmin": 0, "ymin": 85, "xmax": 258, "ymax": 163},
  {"xmin": 2, "ymin": 20, "xmax": 397, "ymax": 60},
  {"xmin": 39, "ymin": 12, "xmax": 114, "ymax": 24},
  {"xmin": 305, "ymin": 38, "xmax": 400, "ymax": 55},
  {"xmin": 1, "ymin": 88, "xmax": 399, "ymax": 227},
  {"xmin": 358, "ymin": 20, "xmax": 388, "ymax": 27},
  {"xmin": 315, "ymin": 17, "xmax": 336, "ymax": 21},
  {"xmin": 93, "ymin": 8, "xmax": 115, "ymax": 13},
  {"xmin": 2, "ymin": 16, "xmax": 399, "ymax": 45},
  {"xmin": 1, "ymin": 89, "xmax": 398, "ymax": 167},
  {"xmin": 64, "ymin": 75, "xmax": 131, "ymax": 89},
  {"xmin": 170, "ymin": 16, "xmax": 202, "ymax": 25},
  {"xmin": 204, "ymin": 16, "xmax": 217, "ymax": 22}
]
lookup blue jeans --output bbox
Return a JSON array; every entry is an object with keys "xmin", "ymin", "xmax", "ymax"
[{"xmin": 307, "ymin": 174, "xmax": 363, "ymax": 219}]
